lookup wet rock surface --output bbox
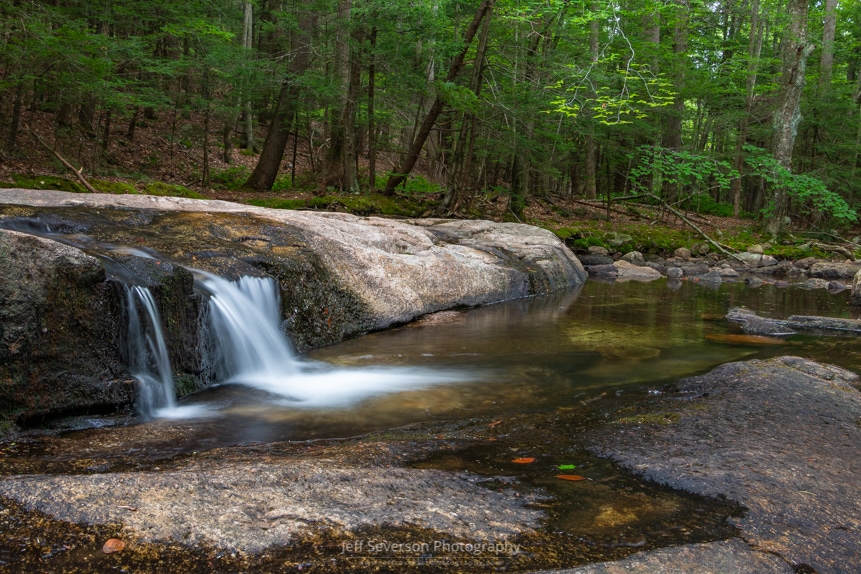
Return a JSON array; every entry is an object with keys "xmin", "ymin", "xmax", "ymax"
[
  {"xmin": 588, "ymin": 356, "xmax": 861, "ymax": 574},
  {"xmin": 0, "ymin": 448, "xmax": 542, "ymax": 553},
  {"xmin": 533, "ymin": 539, "xmax": 792, "ymax": 574},
  {"xmin": 0, "ymin": 190, "xmax": 585, "ymax": 432},
  {"xmin": 727, "ymin": 306, "xmax": 861, "ymax": 335}
]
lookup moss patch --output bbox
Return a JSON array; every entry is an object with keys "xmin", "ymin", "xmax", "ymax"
[{"xmin": 248, "ymin": 193, "xmax": 432, "ymax": 217}]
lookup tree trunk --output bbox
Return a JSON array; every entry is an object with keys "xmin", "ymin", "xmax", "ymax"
[
  {"xmin": 583, "ymin": 3, "xmax": 600, "ymax": 200},
  {"xmin": 766, "ymin": 0, "xmax": 814, "ymax": 236},
  {"xmin": 6, "ymin": 81, "xmax": 24, "ymax": 153},
  {"xmin": 731, "ymin": 0, "xmax": 762, "ymax": 217},
  {"xmin": 325, "ymin": 0, "xmax": 351, "ymax": 189},
  {"xmin": 341, "ymin": 25, "xmax": 363, "ymax": 193},
  {"xmin": 244, "ymin": 9, "xmax": 313, "ymax": 191},
  {"xmin": 367, "ymin": 28, "xmax": 378, "ymax": 190},
  {"xmin": 441, "ymin": 5, "xmax": 492, "ymax": 212},
  {"xmin": 241, "ymin": 2, "xmax": 255, "ymax": 153},
  {"xmin": 819, "ymin": 0, "xmax": 837, "ymax": 90},
  {"xmin": 384, "ymin": 0, "xmax": 493, "ymax": 194}
]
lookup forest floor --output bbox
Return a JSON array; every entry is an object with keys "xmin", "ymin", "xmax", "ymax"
[{"xmin": 0, "ymin": 109, "xmax": 856, "ymax": 261}]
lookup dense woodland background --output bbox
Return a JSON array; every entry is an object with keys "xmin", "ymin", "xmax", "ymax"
[{"xmin": 1, "ymin": 0, "xmax": 860, "ymax": 236}]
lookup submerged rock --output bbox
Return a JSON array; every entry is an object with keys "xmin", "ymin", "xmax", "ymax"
[
  {"xmin": 727, "ymin": 307, "xmax": 861, "ymax": 335},
  {"xmin": 588, "ymin": 356, "xmax": 861, "ymax": 573}
]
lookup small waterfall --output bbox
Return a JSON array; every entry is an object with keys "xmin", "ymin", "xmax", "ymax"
[
  {"xmin": 199, "ymin": 273, "xmax": 467, "ymax": 408},
  {"xmin": 125, "ymin": 285, "xmax": 176, "ymax": 416},
  {"xmin": 200, "ymin": 274, "xmax": 299, "ymax": 382}
]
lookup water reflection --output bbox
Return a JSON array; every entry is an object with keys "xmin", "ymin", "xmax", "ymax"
[{"xmin": 157, "ymin": 278, "xmax": 858, "ymax": 445}]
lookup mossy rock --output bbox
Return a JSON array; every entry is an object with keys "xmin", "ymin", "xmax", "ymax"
[
  {"xmin": 90, "ymin": 179, "xmax": 139, "ymax": 195},
  {"xmin": 6, "ymin": 174, "xmax": 87, "ymax": 193},
  {"xmin": 249, "ymin": 193, "xmax": 431, "ymax": 217}
]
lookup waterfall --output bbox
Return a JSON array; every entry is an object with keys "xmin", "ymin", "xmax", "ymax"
[
  {"xmin": 199, "ymin": 274, "xmax": 299, "ymax": 382},
  {"xmin": 125, "ymin": 285, "xmax": 208, "ymax": 420},
  {"xmin": 198, "ymin": 273, "xmax": 467, "ymax": 408},
  {"xmin": 125, "ymin": 285, "xmax": 176, "ymax": 415}
]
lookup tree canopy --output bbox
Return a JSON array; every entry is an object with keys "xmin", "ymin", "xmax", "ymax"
[{"xmin": 2, "ymin": 0, "xmax": 860, "ymax": 233}]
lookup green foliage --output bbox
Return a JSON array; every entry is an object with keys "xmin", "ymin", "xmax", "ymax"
[
  {"xmin": 90, "ymin": 179, "xmax": 139, "ymax": 194},
  {"xmin": 144, "ymin": 182, "xmax": 206, "ymax": 199},
  {"xmin": 376, "ymin": 173, "xmax": 441, "ymax": 195},
  {"xmin": 6, "ymin": 174, "xmax": 87, "ymax": 193},
  {"xmin": 680, "ymin": 193, "xmax": 735, "ymax": 218},
  {"xmin": 744, "ymin": 146, "xmax": 857, "ymax": 226},
  {"xmin": 249, "ymin": 193, "xmax": 432, "ymax": 217},
  {"xmin": 211, "ymin": 166, "xmax": 251, "ymax": 190},
  {"xmin": 629, "ymin": 146, "xmax": 739, "ymax": 199}
]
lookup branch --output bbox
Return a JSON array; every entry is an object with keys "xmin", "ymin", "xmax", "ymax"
[
  {"xmin": 28, "ymin": 126, "xmax": 97, "ymax": 193},
  {"xmin": 644, "ymin": 193, "xmax": 742, "ymax": 261}
]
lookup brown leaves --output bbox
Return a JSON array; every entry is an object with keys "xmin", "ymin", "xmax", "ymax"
[
  {"xmin": 511, "ymin": 457, "xmax": 535, "ymax": 464},
  {"xmin": 705, "ymin": 334, "xmax": 785, "ymax": 346},
  {"xmin": 102, "ymin": 538, "xmax": 125, "ymax": 553},
  {"xmin": 555, "ymin": 474, "xmax": 587, "ymax": 481}
]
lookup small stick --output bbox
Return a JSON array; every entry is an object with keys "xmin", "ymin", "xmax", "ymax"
[{"xmin": 28, "ymin": 125, "xmax": 98, "ymax": 193}]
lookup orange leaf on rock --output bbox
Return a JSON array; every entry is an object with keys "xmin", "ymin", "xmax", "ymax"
[
  {"xmin": 102, "ymin": 538, "xmax": 125, "ymax": 553},
  {"xmin": 555, "ymin": 474, "xmax": 586, "ymax": 481},
  {"xmin": 512, "ymin": 457, "xmax": 535, "ymax": 464}
]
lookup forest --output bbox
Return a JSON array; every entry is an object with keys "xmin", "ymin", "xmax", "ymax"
[{"xmin": 1, "ymin": 0, "xmax": 860, "ymax": 237}]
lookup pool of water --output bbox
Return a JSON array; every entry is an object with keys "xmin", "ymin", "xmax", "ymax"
[
  {"xmin": 142, "ymin": 278, "xmax": 856, "ymax": 444},
  {"xmin": 3, "ymin": 278, "xmax": 858, "ymax": 571}
]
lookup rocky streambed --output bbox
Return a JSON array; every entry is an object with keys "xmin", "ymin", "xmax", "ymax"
[{"xmin": 2, "ymin": 189, "xmax": 861, "ymax": 573}]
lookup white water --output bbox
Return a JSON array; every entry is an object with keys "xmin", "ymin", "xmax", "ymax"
[
  {"xmin": 125, "ymin": 286, "xmax": 209, "ymax": 420},
  {"xmin": 199, "ymin": 274, "xmax": 467, "ymax": 408}
]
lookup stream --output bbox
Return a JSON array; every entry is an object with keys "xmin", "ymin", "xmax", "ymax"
[{"xmin": 1, "ymin": 278, "xmax": 859, "ymax": 572}]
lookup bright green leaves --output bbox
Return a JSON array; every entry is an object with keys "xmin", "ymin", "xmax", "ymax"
[
  {"xmin": 550, "ymin": 65, "xmax": 675, "ymax": 125},
  {"xmin": 744, "ymin": 146, "xmax": 857, "ymax": 226}
]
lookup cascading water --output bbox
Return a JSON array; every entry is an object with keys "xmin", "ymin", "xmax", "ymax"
[
  {"xmin": 125, "ymin": 285, "xmax": 176, "ymax": 415},
  {"xmin": 198, "ymin": 273, "xmax": 467, "ymax": 408},
  {"xmin": 125, "ymin": 285, "xmax": 208, "ymax": 420}
]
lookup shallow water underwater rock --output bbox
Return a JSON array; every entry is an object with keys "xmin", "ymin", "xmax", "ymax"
[
  {"xmin": 0, "ymin": 456, "xmax": 542, "ymax": 553},
  {"xmin": 588, "ymin": 356, "xmax": 861, "ymax": 574}
]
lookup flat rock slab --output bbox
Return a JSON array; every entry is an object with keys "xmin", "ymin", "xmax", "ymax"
[
  {"xmin": 531, "ymin": 539, "xmax": 792, "ymax": 574},
  {"xmin": 727, "ymin": 307, "xmax": 861, "ymax": 336},
  {"xmin": 0, "ymin": 456, "xmax": 542, "ymax": 553},
  {"xmin": 589, "ymin": 356, "xmax": 861, "ymax": 573}
]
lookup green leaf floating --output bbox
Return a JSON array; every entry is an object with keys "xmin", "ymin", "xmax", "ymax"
[{"xmin": 557, "ymin": 464, "xmax": 577, "ymax": 470}]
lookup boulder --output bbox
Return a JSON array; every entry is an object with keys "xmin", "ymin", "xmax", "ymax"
[
  {"xmin": 666, "ymin": 267, "xmax": 684, "ymax": 279},
  {"xmin": 746, "ymin": 244, "xmax": 764, "ymax": 254},
  {"xmin": 734, "ymin": 252, "xmax": 778, "ymax": 268},
  {"xmin": 613, "ymin": 259, "xmax": 662, "ymax": 282},
  {"xmin": 587, "ymin": 245, "xmax": 609, "ymax": 256},
  {"xmin": 0, "ymin": 230, "xmax": 135, "ymax": 433},
  {"xmin": 793, "ymin": 256, "xmax": 817, "ymax": 270},
  {"xmin": 578, "ymin": 254, "xmax": 614, "ymax": 266},
  {"xmin": 588, "ymin": 356, "xmax": 861, "ymax": 574},
  {"xmin": 809, "ymin": 261, "xmax": 861, "ymax": 279},
  {"xmin": 0, "ymin": 189, "xmax": 587, "ymax": 433},
  {"xmin": 620, "ymin": 250, "xmax": 645, "ymax": 266},
  {"xmin": 673, "ymin": 247, "xmax": 691, "ymax": 260},
  {"xmin": 852, "ymin": 269, "xmax": 861, "ymax": 306}
]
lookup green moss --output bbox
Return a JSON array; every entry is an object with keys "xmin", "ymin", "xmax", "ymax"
[
  {"xmin": 615, "ymin": 412, "xmax": 680, "ymax": 425},
  {"xmin": 249, "ymin": 193, "xmax": 431, "ymax": 217},
  {"xmin": 90, "ymin": 179, "xmax": 139, "ymax": 194},
  {"xmin": 211, "ymin": 166, "xmax": 251, "ymax": 190},
  {"xmin": 144, "ymin": 182, "xmax": 207, "ymax": 199},
  {"xmin": 7, "ymin": 174, "xmax": 87, "ymax": 193}
]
